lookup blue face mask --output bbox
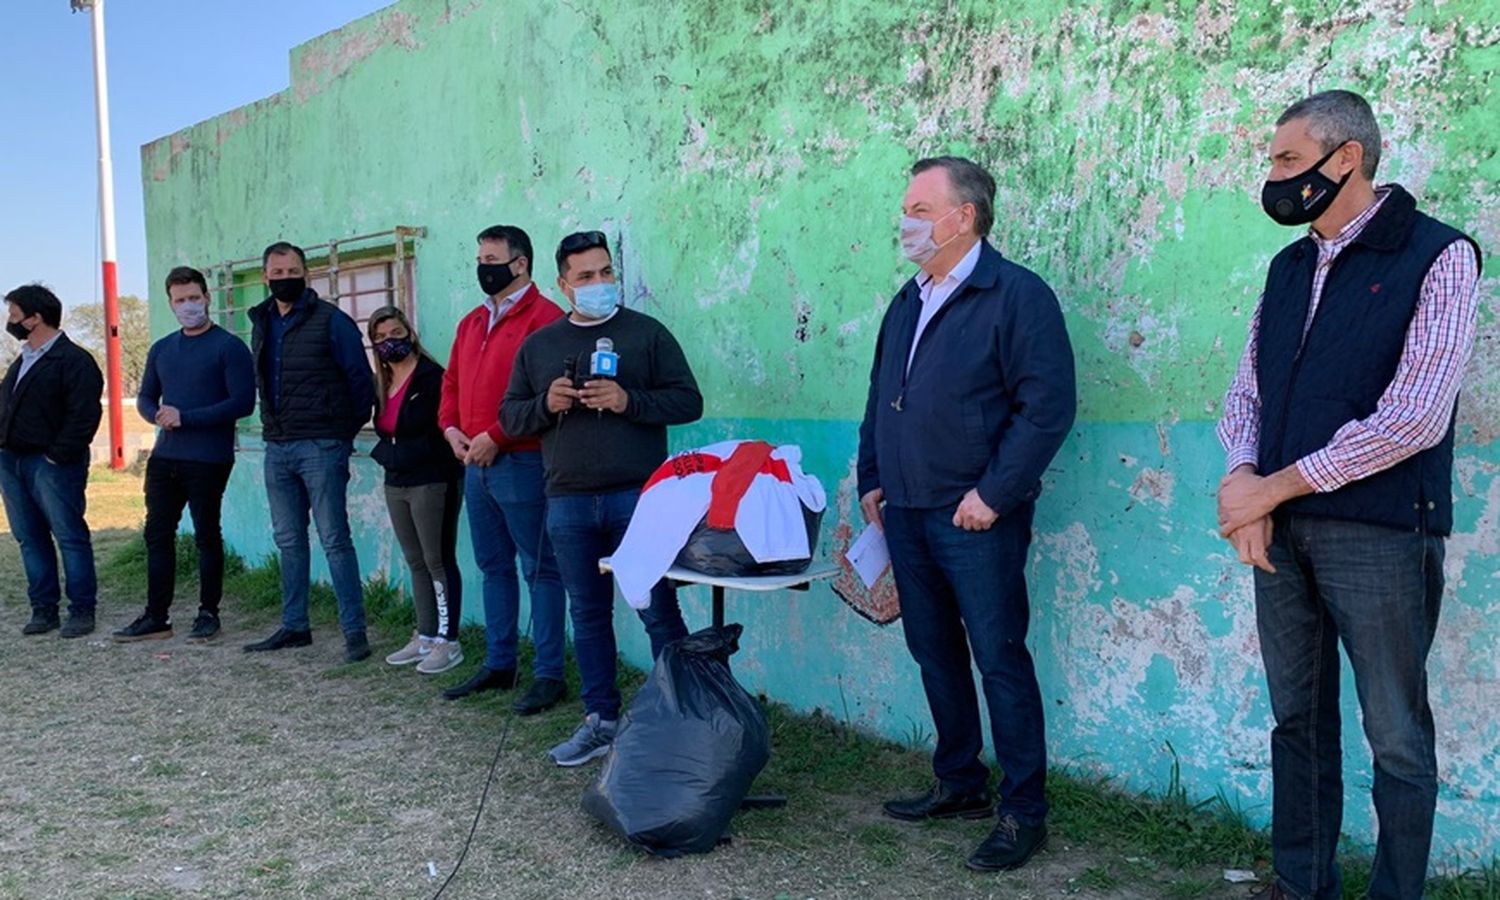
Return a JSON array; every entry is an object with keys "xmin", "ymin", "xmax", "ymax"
[{"xmin": 572, "ymin": 281, "xmax": 619, "ymax": 318}]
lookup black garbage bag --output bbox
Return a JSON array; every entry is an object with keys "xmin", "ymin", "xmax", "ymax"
[
  {"xmin": 674, "ymin": 504, "xmax": 823, "ymax": 578},
  {"xmin": 581, "ymin": 625, "xmax": 770, "ymax": 857}
]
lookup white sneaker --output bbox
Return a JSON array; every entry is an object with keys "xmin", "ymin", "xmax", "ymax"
[
  {"xmin": 416, "ymin": 639, "xmax": 463, "ymax": 674},
  {"xmin": 385, "ymin": 632, "xmax": 431, "ymax": 666}
]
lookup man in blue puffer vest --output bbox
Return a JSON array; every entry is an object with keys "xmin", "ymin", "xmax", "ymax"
[
  {"xmin": 1217, "ymin": 90, "xmax": 1481, "ymax": 900},
  {"xmin": 857, "ymin": 156, "xmax": 1077, "ymax": 872}
]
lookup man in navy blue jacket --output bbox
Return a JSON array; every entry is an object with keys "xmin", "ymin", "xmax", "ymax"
[{"xmin": 857, "ymin": 156, "xmax": 1076, "ymax": 872}]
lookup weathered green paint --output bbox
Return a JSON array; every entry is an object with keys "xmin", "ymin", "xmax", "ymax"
[{"xmin": 141, "ymin": 0, "xmax": 1500, "ymax": 864}]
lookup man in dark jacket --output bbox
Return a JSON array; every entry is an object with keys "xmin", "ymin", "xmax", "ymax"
[
  {"xmin": 857, "ymin": 157, "xmax": 1076, "ymax": 871},
  {"xmin": 1217, "ymin": 90, "xmax": 1481, "ymax": 900},
  {"xmin": 0, "ymin": 284, "xmax": 104, "ymax": 637},
  {"xmin": 243, "ymin": 242, "xmax": 377, "ymax": 662}
]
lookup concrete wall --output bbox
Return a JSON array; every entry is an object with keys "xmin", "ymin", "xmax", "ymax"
[{"xmin": 140, "ymin": 0, "xmax": 1499, "ymax": 864}]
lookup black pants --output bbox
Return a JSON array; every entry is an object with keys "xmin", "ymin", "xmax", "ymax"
[{"xmin": 143, "ymin": 456, "xmax": 234, "ymax": 621}]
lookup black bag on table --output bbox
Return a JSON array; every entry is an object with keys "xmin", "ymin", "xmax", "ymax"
[
  {"xmin": 581, "ymin": 625, "xmax": 770, "ymax": 857},
  {"xmin": 673, "ymin": 505, "xmax": 823, "ymax": 578}
]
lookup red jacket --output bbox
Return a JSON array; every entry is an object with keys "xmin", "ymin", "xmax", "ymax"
[{"xmin": 439, "ymin": 283, "xmax": 564, "ymax": 453}]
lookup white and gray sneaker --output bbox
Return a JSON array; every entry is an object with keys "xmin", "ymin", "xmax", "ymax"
[
  {"xmin": 416, "ymin": 639, "xmax": 463, "ymax": 675},
  {"xmin": 548, "ymin": 713, "xmax": 618, "ymax": 767},
  {"xmin": 385, "ymin": 632, "xmax": 431, "ymax": 666}
]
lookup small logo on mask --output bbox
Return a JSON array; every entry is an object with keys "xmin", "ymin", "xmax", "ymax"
[{"xmin": 1370, "ymin": 283, "xmax": 1382, "ymax": 294}]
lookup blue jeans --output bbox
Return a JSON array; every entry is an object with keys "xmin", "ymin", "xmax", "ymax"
[
  {"xmin": 0, "ymin": 449, "xmax": 96, "ymax": 615},
  {"xmin": 884, "ymin": 501, "xmax": 1047, "ymax": 825},
  {"xmin": 547, "ymin": 488, "xmax": 688, "ymax": 720},
  {"xmin": 264, "ymin": 439, "xmax": 366, "ymax": 636},
  {"xmin": 464, "ymin": 453, "xmax": 566, "ymax": 677},
  {"xmin": 1256, "ymin": 515, "xmax": 1443, "ymax": 900}
]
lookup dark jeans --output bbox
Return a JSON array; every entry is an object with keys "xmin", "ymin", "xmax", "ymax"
[
  {"xmin": 464, "ymin": 452, "xmax": 566, "ymax": 677},
  {"xmin": 884, "ymin": 501, "xmax": 1047, "ymax": 825},
  {"xmin": 0, "ymin": 449, "xmax": 96, "ymax": 615},
  {"xmin": 264, "ymin": 439, "xmax": 366, "ymax": 636},
  {"xmin": 546, "ymin": 488, "xmax": 688, "ymax": 720},
  {"xmin": 143, "ymin": 456, "xmax": 233, "ymax": 620},
  {"xmin": 1256, "ymin": 515, "xmax": 1443, "ymax": 900},
  {"xmin": 385, "ymin": 479, "xmax": 463, "ymax": 641}
]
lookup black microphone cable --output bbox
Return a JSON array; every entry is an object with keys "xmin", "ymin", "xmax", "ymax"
[{"xmin": 430, "ymin": 714, "xmax": 513, "ymax": 899}]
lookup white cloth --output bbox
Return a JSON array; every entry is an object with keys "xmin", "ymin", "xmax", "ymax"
[
  {"xmin": 611, "ymin": 440, "xmax": 827, "ymax": 608},
  {"xmin": 906, "ymin": 239, "xmax": 981, "ymax": 373}
]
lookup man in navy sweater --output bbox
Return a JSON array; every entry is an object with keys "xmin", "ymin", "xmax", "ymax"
[
  {"xmin": 857, "ymin": 157, "xmax": 1076, "ymax": 872},
  {"xmin": 113, "ymin": 266, "xmax": 255, "ymax": 643}
]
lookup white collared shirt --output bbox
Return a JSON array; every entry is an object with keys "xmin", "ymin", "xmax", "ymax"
[
  {"xmin": 483, "ymin": 282, "xmax": 530, "ymax": 331},
  {"xmin": 907, "ymin": 239, "xmax": 981, "ymax": 373}
]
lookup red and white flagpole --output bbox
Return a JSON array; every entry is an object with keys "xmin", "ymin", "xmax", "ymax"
[{"xmin": 76, "ymin": 0, "xmax": 124, "ymax": 469}]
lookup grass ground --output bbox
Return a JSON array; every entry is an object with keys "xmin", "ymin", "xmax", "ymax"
[{"xmin": 0, "ymin": 468, "xmax": 1494, "ymax": 899}]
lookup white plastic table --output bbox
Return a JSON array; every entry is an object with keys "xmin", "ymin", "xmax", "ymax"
[{"xmin": 598, "ymin": 558, "xmax": 841, "ymax": 630}]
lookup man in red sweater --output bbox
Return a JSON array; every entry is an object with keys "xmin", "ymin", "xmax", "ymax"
[{"xmin": 437, "ymin": 225, "xmax": 567, "ymax": 713}]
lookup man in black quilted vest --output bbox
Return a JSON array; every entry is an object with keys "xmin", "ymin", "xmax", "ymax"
[
  {"xmin": 244, "ymin": 242, "xmax": 377, "ymax": 662},
  {"xmin": 1217, "ymin": 90, "xmax": 1482, "ymax": 900}
]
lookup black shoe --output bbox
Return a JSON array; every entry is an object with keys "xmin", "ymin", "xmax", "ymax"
[
  {"xmin": 60, "ymin": 612, "xmax": 96, "ymax": 639},
  {"xmin": 112, "ymin": 613, "xmax": 173, "ymax": 642},
  {"xmin": 344, "ymin": 631, "xmax": 371, "ymax": 663},
  {"xmin": 442, "ymin": 667, "xmax": 517, "ymax": 701},
  {"xmin": 243, "ymin": 628, "xmax": 312, "ymax": 652},
  {"xmin": 512, "ymin": 677, "xmax": 567, "ymax": 716},
  {"xmin": 966, "ymin": 815, "xmax": 1047, "ymax": 871},
  {"xmin": 187, "ymin": 611, "xmax": 220, "ymax": 642},
  {"xmin": 1247, "ymin": 884, "xmax": 1294, "ymax": 900},
  {"xmin": 21, "ymin": 609, "xmax": 60, "ymax": 635},
  {"xmin": 883, "ymin": 783, "xmax": 994, "ymax": 822}
]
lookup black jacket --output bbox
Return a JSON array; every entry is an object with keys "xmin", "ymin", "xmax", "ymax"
[
  {"xmin": 857, "ymin": 240, "xmax": 1077, "ymax": 513},
  {"xmin": 370, "ymin": 355, "xmax": 462, "ymax": 487},
  {"xmin": 0, "ymin": 333, "xmax": 104, "ymax": 466},
  {"xmin": 248, "ymin": 290, "xmax": 374, "ymax": 442}
]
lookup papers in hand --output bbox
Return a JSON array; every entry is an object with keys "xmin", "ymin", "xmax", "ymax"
[{"xmin": 846, "ymin": 523, "xmax": 891, "ymax": 589}]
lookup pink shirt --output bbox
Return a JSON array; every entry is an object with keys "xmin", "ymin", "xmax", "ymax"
[{"xmin": 376, "ymin": 372, "xmax": 413, "ymax": 437}]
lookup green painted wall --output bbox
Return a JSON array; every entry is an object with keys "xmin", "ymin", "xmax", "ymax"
[{"xmin": 141, "ymin": 0, "xmax": 1500, "ymax": 864}]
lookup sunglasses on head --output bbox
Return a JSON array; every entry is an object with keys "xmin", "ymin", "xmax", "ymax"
[{"xmin": 559, "ymin": 231, "xmax": 609, "ymax": 254}]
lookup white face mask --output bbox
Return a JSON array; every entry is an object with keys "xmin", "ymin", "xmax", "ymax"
[{"xmin": 899, "ymin": 207, "xmax": 962, "ymax": 264}]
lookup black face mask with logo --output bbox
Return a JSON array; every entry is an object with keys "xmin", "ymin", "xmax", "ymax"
[
  {"xmin": 477, "ymin": 260, "xmax": 519, "ymax": 297},
  {"xmin": 1261, "ymin": 141, "xmax": 1351, "ymax": 226}
]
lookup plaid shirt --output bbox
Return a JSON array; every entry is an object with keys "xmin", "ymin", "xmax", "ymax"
[{"xmin": 1218, "ymin": 188, "xmax": 1482, "ymax": 492}]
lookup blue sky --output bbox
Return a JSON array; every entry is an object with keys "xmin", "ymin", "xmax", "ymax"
[{"xmin": 0, "ymin": 0, "xmax": 395, "ymax": 311}]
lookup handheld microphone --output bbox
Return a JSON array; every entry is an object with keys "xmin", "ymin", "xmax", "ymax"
[
  {"xmin": 589, "ymin": 337, "xmax": 619, "ymax": 379},
  {"xmin": 563, "ymin": 354, "xmax": 583, "ymax": 390}
]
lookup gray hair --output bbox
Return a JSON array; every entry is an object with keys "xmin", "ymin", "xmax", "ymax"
[
  {"xmin": 1276, "ymin": 90, "xmax": 1381, "ymax": 180},
  {"xmin": 911, "ymin": 156, "xmax": 996, "ymax": 236}
]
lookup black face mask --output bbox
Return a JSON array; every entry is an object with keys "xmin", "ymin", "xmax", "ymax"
[
  {"xmin": 1261, "ymin": 141, "xmax": 1352, "ymax": 226},
  {"xmin": 268, "ymin": 277, "xmax": 306, "ymax": 304},
  {"xmin": 477, "ymin": 260, "xmax": 519, "ymax": 297},
  {"xmin": 6, "ymin": 320, "xmax": 32, "ymax": 342}
]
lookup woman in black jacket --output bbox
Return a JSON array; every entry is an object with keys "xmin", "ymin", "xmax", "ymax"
[{"xmin": 367, "ymin": 306, "xmax": 464, "ymax": 674}]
